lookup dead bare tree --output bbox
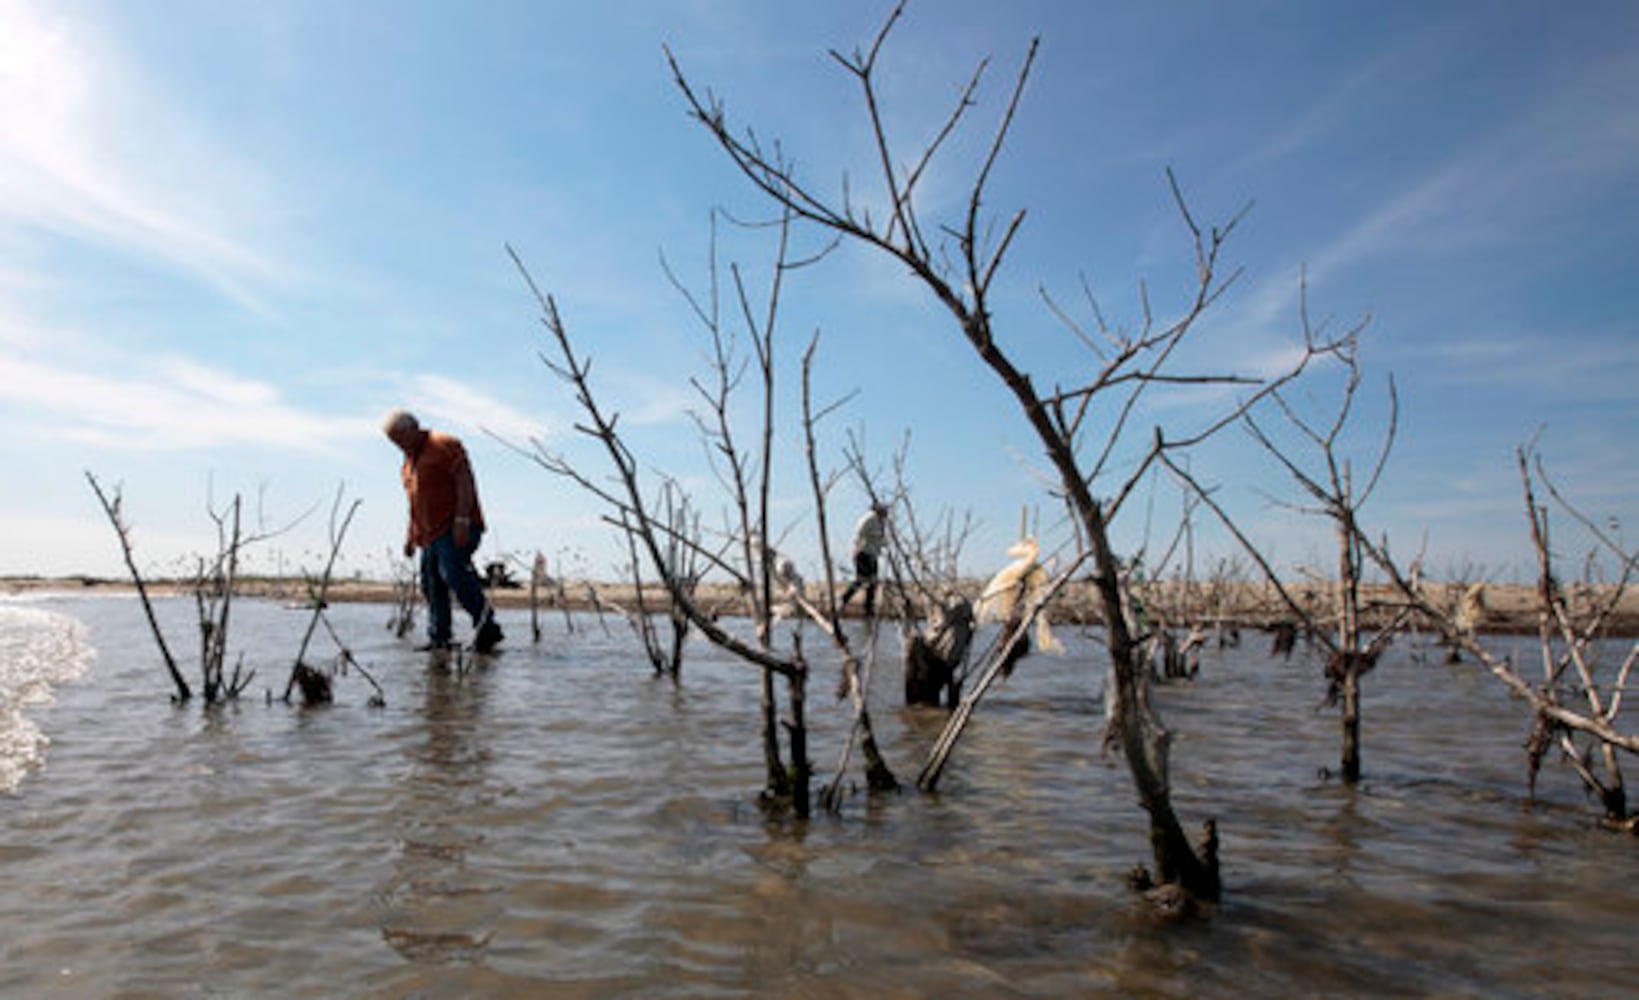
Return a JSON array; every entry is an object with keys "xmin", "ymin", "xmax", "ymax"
[
  {"xmin": 86, "ymin": 471, "xmax": 312, "ymax": 705},
  {"xmin": 85, "ymin": 471, "xmax": 190, "ymax": 701},
  {"xmin": 529, "ymin": 551, "xmax": 546, "ymax": 642},
  {"xmin": 192, "ymin": 493, "xmax": 254, "ymax": 702},
  {"xmin": 1366, "ymin": 444, "xmax": 1637, "ymax": 828},
  {"xmin": 512, "ymin": 186, "xmax": 915, "ymax": 815},
  {"xmin": 666, "ymin": 1, "xmax": 1343, "ymax": 901},
  {"xmin": 385, "ymin": 546, "xmax": 420, "ymax": 639},
  {"xmin": 667, "ymin": 205, "xmax": 807, "ymax": 799},
  {"xmin": 669, "ymin": 207, "xmax": 895, "ymax": 805},
  {"xmin": 550, "ymin": 548, "xmax": 579, "ymax": 635},
  {"xmin": 663, "ymin": 208, "xmax": 815, "ymax": 796},
  {"xmin": 1165, "ymin": 326, "xmax": 1410, "ymax": 783},
  {"xmin": 511, "ymin": 220, "xmax": 823, "ymax": 813},
  {"xmin": 1199, "ymin": 555, "xmax": 1248, "ymax": 648},
  {"xmin": 869, "ymin": 434, "xmax": 979, "ymax": 707},
  {"xmin": 608, "ymin": 489, "xmax": 700, "ymax": 679},
  {"xmin": 283, "ymin": 488, "xmax": 362, "ymax": 706},
  {"xmin": 799, "ymin": 343, "xmax": 899, "ymax": 808}
]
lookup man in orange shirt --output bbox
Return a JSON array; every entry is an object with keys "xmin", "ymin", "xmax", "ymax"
[{"xmin": 383, "ymin": 409, "xmax": 503, "ymax": 653}]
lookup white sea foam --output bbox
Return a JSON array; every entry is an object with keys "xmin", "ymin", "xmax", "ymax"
[{"xmin": 0, "ymin": 605, "xmax": 95, "ymax": 794}]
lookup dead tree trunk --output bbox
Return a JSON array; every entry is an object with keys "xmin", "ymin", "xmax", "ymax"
[
  {"xmin": 904, "ymin": 631, "xmax": 957, "ymax": 707},
  {"xmin": 193, "ymin": 494, "xmax": 253, "ymax": 703},
  {"xmin": 386, "ymin": 548, "xmax": 419, "ymax": 639},
  {"xmin": 1340, "ymin": 665, "xmax": 1361, "ymax": 784},
  {"xmin": 513, "ymin": 252, "xmax": 815, "ymax": 817},
  {"xmin": 662, "ymin": 11, "xmax": 1351, "ymax": 898},
  {"xmin": 1354, "ymin": 444, "xmax": 1636, "ymax": 828},
  {"xmin": 529, "ymin": 552, "xmax": 545, "ymax": 643},
  {"xmin": 1521, "ymin": 454, "xmax": 1629, "ymax": 821},
  {"xmin": 1336, "ymin": 508, "xmax": 1363, "ymax": 784},
  {"xmin": 787, "ymin": 643, "xmax": 811, "ymax": 819},
  {"xmin": 85, "ymin": 471, "xmax": 191, "ymax": 701}
]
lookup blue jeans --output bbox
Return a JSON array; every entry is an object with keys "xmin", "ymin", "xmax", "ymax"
[{"xmin": 420, "ymin": 527, "xmax": 492, "ymax": 644}]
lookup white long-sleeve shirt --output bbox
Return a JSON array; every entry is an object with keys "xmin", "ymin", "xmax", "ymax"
[{"xmin": 851, "ymin": 509, "xmax": 885, "ymax": 558}]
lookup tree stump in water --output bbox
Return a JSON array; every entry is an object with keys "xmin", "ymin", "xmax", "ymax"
[
  {"xmin": 903, "ymin": 596, "xmax": 973, "ymax": 708},
  {"xmin": 293, "ymin": 662, "xmax": 333, "ymax": 705},
  {"xmin": 1270, "ymin": 620, "xmax": 1298, "ymax": 659},
  {"xmin": 904, "ymin": 635, "xmax": 954, "ymax": 707}
]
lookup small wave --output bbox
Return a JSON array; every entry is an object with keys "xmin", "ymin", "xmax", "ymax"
[
  {"xmin": 0, "ymin": 606, "xmax": 96, "ymax": 794},
  {"xmin": 0, "ymin": 588, "xmax": 144, "ymax": 605}
]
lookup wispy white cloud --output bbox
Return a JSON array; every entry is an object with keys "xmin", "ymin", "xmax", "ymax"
[
  {"xmin": 402, "ymin": 374, "xmax": 552, "ymax": 444},
  {"xmin": 0, "ymin": 0, "xmax": 293, "ymax": 311},
  {"xmin": 1234, "ymin": 40, "xmax": 1428, "ymax": 174},
  {"xmin": 0, "ymin": 344, "xmax": 349, "ymax": 453},
  {"xmin": 1312, "ymin": 50, "xmax": 1639, "ymax": 286},
  {"xmin": 0, "ymin": 322, "xmax": 555, "ymax": 466},
  {"xmin": 1413, "ymin": 328, "xmax": 1638, "ymax": 402},
  {"xmin": 1232, "ymin": 44, "xmax": 1639, "ymax": 343}
]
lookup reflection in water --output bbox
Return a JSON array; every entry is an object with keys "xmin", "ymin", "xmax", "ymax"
[
  {"xmin": 1320, "ymin": 786, "xmax": 1364, "ymax": 884},
  {"xmin": 2, "ymin": 599, "xmax": 1637, "ymax": 998},
  {"xmin": 377, "ymin": 663, "xmax": 500, "ymax": 965}
]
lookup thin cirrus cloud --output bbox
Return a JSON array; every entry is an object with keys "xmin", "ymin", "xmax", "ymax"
[
  {"xmin": 0, "ymin": 346, "xmax": 347, "ymax": 453},
  {"xmin": 402, "ymin": 374, "xmax": 552, "ymax": 446},
  {"xmin": 0, "ymin": 0, "xmax": 292, "ymax": 312},
  {"xmin": 1308, "ymin": 50, "xmax": 1639, "ymax": 289},
  {"xmin": 0, "ymin": 338, "xmax": 557, "ymax": 456},
  {"xmin": 0, "ymin": 0, "xmax": 361, "ymax": 458},
  {"xmin": 1222, "ymin": 43, "xmax": 1639, "ymax": 355},
  {"xmin": 1424, "ymin": 330, "xmax": 1638, "ymax": 402}
]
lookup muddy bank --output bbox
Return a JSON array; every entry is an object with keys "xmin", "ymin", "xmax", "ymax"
[{"xmin": 8, "ymin": 574, "xmax": 1637, "ymax": 636}]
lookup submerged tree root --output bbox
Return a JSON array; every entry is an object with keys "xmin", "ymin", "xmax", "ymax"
[
  {"xmin": 1126, "ymin": 818, "xmax": 1221, "ymax": 923},
  {"xmin": 292, "ymin": 662, "xmax": 333, "ymax": 705}
]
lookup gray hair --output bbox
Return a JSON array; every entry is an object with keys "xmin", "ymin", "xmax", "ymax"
[{"xmin": 381, "ymin": 409, "xmax": 420, "ymax": 437}]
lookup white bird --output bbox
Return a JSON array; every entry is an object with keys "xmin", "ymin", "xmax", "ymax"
[
  {"xmin": 975, "ymin": 536, "xmax": 1062, "ymax": 655},
  {"xmin": 1456, "ymin": 581, "xmax": 1487, "ymax": 633}
]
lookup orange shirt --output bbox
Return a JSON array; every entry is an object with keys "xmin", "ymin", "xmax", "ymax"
[{"xmin": 401, "ymin": 431, "xmax": 485, "ymax": 546}]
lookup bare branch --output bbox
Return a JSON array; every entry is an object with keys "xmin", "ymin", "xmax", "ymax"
[{"xmin": 85, "ymin": 471, "xmax": 190, "ymax": 701}]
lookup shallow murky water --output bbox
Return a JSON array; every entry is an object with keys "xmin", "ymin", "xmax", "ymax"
[{"xmin": 1, "ymin": 594, "xmax": 1635, "ymax": 998}]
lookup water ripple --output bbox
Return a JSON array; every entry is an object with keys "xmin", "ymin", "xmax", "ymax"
[{"xmin": 0, "ymin": 598, "xmax": 1633, "ymax": 997}]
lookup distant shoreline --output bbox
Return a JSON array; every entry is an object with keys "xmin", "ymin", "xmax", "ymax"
[{"xmin": 7, "ymin": 574, "xmax": 1636, "ymax": 637}]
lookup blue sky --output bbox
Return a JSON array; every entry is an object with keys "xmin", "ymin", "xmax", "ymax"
[{"xmin": 2, "ymin": 0, "xmax": 1635, "ymax": 587}]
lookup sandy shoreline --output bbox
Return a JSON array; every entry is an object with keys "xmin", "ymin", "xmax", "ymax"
[{"xmin": 7, "ymin": 574, "xmax": 1637, "ymax": 637}]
